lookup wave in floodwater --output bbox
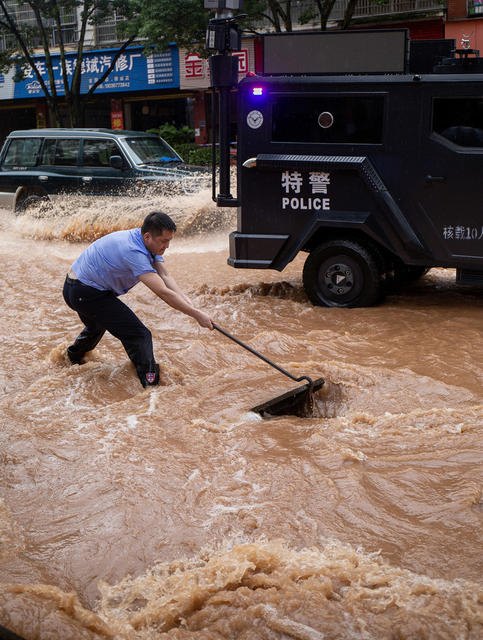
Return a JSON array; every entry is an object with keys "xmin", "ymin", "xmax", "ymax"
[
  {"xmin": 1, "ymin": 540, "xmax": 482, "ymax": 639},
  {"xmin": 195, "ymin": 280, "xmax": 309, "ymax": 303}
]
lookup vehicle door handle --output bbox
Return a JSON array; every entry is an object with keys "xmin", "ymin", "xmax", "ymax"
[
  {"xmin": 38, "ymin": 175, "xmax": 48, "ymax": 181},
  {"xmin": 82, "ymin": 176, "xmax": 93, "ymax": 182},
  {"xmin": 425, "ymin": 175, "xmax": 446, "ymax": 183}
]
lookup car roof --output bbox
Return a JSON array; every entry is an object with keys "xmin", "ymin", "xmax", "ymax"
[{"xmin": 7, "ymin": 129, "xmax": 157, "ymax": 138}]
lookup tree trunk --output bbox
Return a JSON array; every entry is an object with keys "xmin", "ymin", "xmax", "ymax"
[
  {"xmin": 317, "ymin": 0, "xmax": 338, "ymax": 30},
  {"xmin": 342, "ymin": 0, "xmax": 359, "ymax": 29},
  {"xmin": 47, "ymin": 100, "xmax": 62, "ymax": 127}
]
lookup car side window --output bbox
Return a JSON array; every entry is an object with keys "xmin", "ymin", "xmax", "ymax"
[
  {"xmin": 3, "ymin": 138, "xmax": 42, "ymax": 167},
  {"xmin": 433, "ymin": 97, "xmax": 483, "ymax": 148},
  {"xmin": 41, "ymin": 139, "xmax": 80, "ymax": 166},
  {"xmin": 82, "ymin": 140, "xmax": 122, "ymax": 167}
]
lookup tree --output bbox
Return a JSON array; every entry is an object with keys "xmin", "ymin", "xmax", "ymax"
[
  {"xmin": 135, "ymin": 0, "xmax": 360, "ymax": 53},
  {"xmin": 0, "ymin": 0, "xmax": 141, "ymax": 126}
]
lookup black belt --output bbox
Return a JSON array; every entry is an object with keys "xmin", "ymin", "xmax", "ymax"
[{"xmin": 65, "ymin": 274, "xmax": 79, "ymax": 284}]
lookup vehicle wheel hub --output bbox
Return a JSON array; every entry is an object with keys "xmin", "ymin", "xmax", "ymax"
[{"xmin": 324, "ymin": 263, "xmax": 354, "ymax": 295}]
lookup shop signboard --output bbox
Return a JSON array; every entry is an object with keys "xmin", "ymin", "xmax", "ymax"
[
  {"xmin": 110, "ymin": 98, "xmax": 124, "ymax": 129},
  {"xmin": 12, "ymin": 45, "xmax": 179, "ymax": 100},
  {"xmin": 179, "ymin": 38, "xmax": 254, "ymax": 89}
]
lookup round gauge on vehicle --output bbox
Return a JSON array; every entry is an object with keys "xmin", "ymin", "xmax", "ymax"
[{"xmin": 247, "ymin": 110, "xmax": 263, "ymax": 129}]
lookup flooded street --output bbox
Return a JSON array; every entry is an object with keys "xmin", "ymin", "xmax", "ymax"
[{"xmin": 0, "ymin": 191, "xmax": 482, "ymax": 639}]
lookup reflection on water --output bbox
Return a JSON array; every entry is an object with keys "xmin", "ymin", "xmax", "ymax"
[{"xmin": 0, "ymin": 191, "xmax": 482, "ymax": 638}]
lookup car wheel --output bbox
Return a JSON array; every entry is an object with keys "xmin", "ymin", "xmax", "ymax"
[
  {"xmin": 16, "ymin": 194, "xmax": 51, "ymax": 216},
  {"xmin": 303, "ymin": 239, "xmax": 384, "ymax": 307}
]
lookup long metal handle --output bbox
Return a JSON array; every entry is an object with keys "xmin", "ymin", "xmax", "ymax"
[{"xmin": 213, "ymin": 323, "xmax": 313, "ymax": 386}]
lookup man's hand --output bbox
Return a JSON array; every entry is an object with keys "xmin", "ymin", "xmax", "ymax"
[{"xmin": 195, "ymin": 310, "xmax": 214, "ymax": 330}]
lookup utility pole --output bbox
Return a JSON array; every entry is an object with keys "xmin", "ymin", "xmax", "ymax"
[{"xmin": 204, "ymin": 1, "xmax": 244, "ymax": 205}]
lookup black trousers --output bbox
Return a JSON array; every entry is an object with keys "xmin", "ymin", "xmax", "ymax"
[{"xmin": 63, "ymin": 276, "xmax": 159, "ymax": 387}]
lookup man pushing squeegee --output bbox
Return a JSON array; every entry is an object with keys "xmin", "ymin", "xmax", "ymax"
[{"xmin": 63, "ymin": 211, "xmax": 323, "ymax": 415}]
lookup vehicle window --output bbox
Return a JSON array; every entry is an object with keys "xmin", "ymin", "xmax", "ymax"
[
  {"xmin": 433, "ymin": 97, "xmax": 483, "ymax": 148},
  {"xmin": 272, "ymin": 95, "xmax": 385, "ymax": 144},
  {"xmin": 82, "ymin": 139, "xmax": 122, "ymax": 167},
  {"xmin": 3, "ymin": 138, "xmax": 42, "ymax": 166},
  {"xmin": 124, "ymin": 136, "xmax": 180, "ymax": 164},
  {"xmin": 41, "ymin": 139, "xmax": 80, "ymax": 166}
]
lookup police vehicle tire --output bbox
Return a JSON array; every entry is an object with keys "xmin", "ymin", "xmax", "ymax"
[{"xmin": 303, "ymin": 239, "xmax": 383, "ymax": 308}]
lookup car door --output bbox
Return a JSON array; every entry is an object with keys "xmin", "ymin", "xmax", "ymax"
[
  {"xmin": 37, "ymin": 138, "xmax": 83, "ymax": 196},
  {"xmin": 0, "ymin": 136, "xmax": 43, "ymax": 208},
  {"xmin": 417, "ymin": 91, "xmax": 483, "ymax": 263},
  {"xmin": 79, "ymin": 138, "xmax": 133, "ymax": 195}
]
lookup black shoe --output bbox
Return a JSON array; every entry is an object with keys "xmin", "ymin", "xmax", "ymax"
[
  {"xmin": 138, "ymin": 363, "xmax": 160, "ymax": 387},
  {"xmin": 67, "ymin": 347, "xmax": 84, "ymax": 365}
]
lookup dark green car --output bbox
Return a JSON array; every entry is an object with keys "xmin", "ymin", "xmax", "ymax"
[{"xmin": 0, "ymin": 128, "xmax": 209, "ymax": 212}]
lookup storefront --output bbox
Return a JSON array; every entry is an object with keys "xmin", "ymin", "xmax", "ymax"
[{"xmin": 0, "ymin": 44, "xmax": 194, "ymax": 139}]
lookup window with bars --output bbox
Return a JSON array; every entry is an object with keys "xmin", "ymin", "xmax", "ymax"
[
  {"xmin": 95, "ymin": 11, "xmax": 126, "ymax": 45},
  {"xmin": 0, "ymin": 1, "xmax": 77, "ymax": 50}
]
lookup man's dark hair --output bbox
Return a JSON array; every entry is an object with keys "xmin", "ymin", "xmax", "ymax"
[{"xmin": 141, "ymin": 211, "xmax": 177, "ymax": 236}]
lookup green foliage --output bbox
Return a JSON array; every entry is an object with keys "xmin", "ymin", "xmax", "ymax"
[
  {"xmin": 146, "ymin": 123, "xmax": 194, "ymax": 146},
  {"xmin": 173, "ymin": 142, "xmax": 196, "ymax": 162},
  {"xmin": 133, "ymin": 0, "xmax": 209, "ymax": 54},
  {"xmin": 134, "ymin": 0, "xmax": 347, "ymax": 51},
  {"xmin": 187, "ymin": 145, "xmax": 219, "ymax": 167}
]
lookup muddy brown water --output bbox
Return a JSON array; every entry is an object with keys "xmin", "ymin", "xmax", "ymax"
[{"xmin": 0, "ymin": 191, "xmax": 482, "ymax": 639}]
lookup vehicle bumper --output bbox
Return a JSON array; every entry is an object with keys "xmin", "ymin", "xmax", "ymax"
[{"xmin": 228, "ymin": 232, "xmax": 289, "ymax": 269}]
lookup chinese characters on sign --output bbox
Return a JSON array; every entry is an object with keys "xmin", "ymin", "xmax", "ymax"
[
  {"xmin": 146, "ymin": 51, "xmax": 176, "ymax": 85},
  {"xmin": 185, "ymin": 53, "xmax": 205, "ymax": 78},
  {"xmin": 443, "ymin": 226, "xmax": 483, "ymax": 240},
  {"xmin": 110, "ymin": 98, "xmax": 124, "ymax": 130},
  {"xmin": 14, "ymin": 46, "xmax": 179, "ymax": 99},
  {"xmin": 281, "ymin": 170, "xmax": 331, "ymax": 211},
  {"xmin": 181, "ymin": 49, "xmax": 249, "ymax": 84}
]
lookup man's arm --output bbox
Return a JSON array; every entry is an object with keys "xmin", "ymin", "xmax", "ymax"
[
  {"xmin": 138, "ymin": 271, "xmax": 213, "ymax": 329},
  {"xmin": 154, "ymin": 260, "xmax": 193, "ymax": 306}
]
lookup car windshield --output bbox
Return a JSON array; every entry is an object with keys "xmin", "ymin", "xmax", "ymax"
[{"xmin": 124, "ymin": 137, "xmax": 182, "ymax": 164}]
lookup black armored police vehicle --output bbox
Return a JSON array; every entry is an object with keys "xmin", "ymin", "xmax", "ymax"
[{"xmin": 207, "ymin": 22, "xmax": 483, "ymax": 307}]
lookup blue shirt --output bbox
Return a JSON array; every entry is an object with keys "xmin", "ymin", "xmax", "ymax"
[{"xmin": 72, "ymin": 228, "xmax": 164, "ymax": 295}]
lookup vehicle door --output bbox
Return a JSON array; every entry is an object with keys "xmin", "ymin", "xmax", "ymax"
[
  {"xmin": 37, "ymin": 138, "xmax": 83, "ymax": 196},
  {"xmin": 417, "ymin": 91, "xmax": 483, "ymax": 264},
  {"xmin": 0, "ymin": 137, "xmax": 43, "ymax": 208},
  {"xmin": 79, "ymin": 138, "xmax": 133, "ymax": 195}
]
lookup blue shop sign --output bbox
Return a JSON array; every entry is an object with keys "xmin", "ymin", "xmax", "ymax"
[{"xmin": 14, "ymin": 45, "xmax": 179, "ymax": 99}]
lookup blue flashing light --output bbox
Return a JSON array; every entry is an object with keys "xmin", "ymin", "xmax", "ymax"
[{"xmin": 252, "ymin": 87, "xmax": 264, "ymax": 96}]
